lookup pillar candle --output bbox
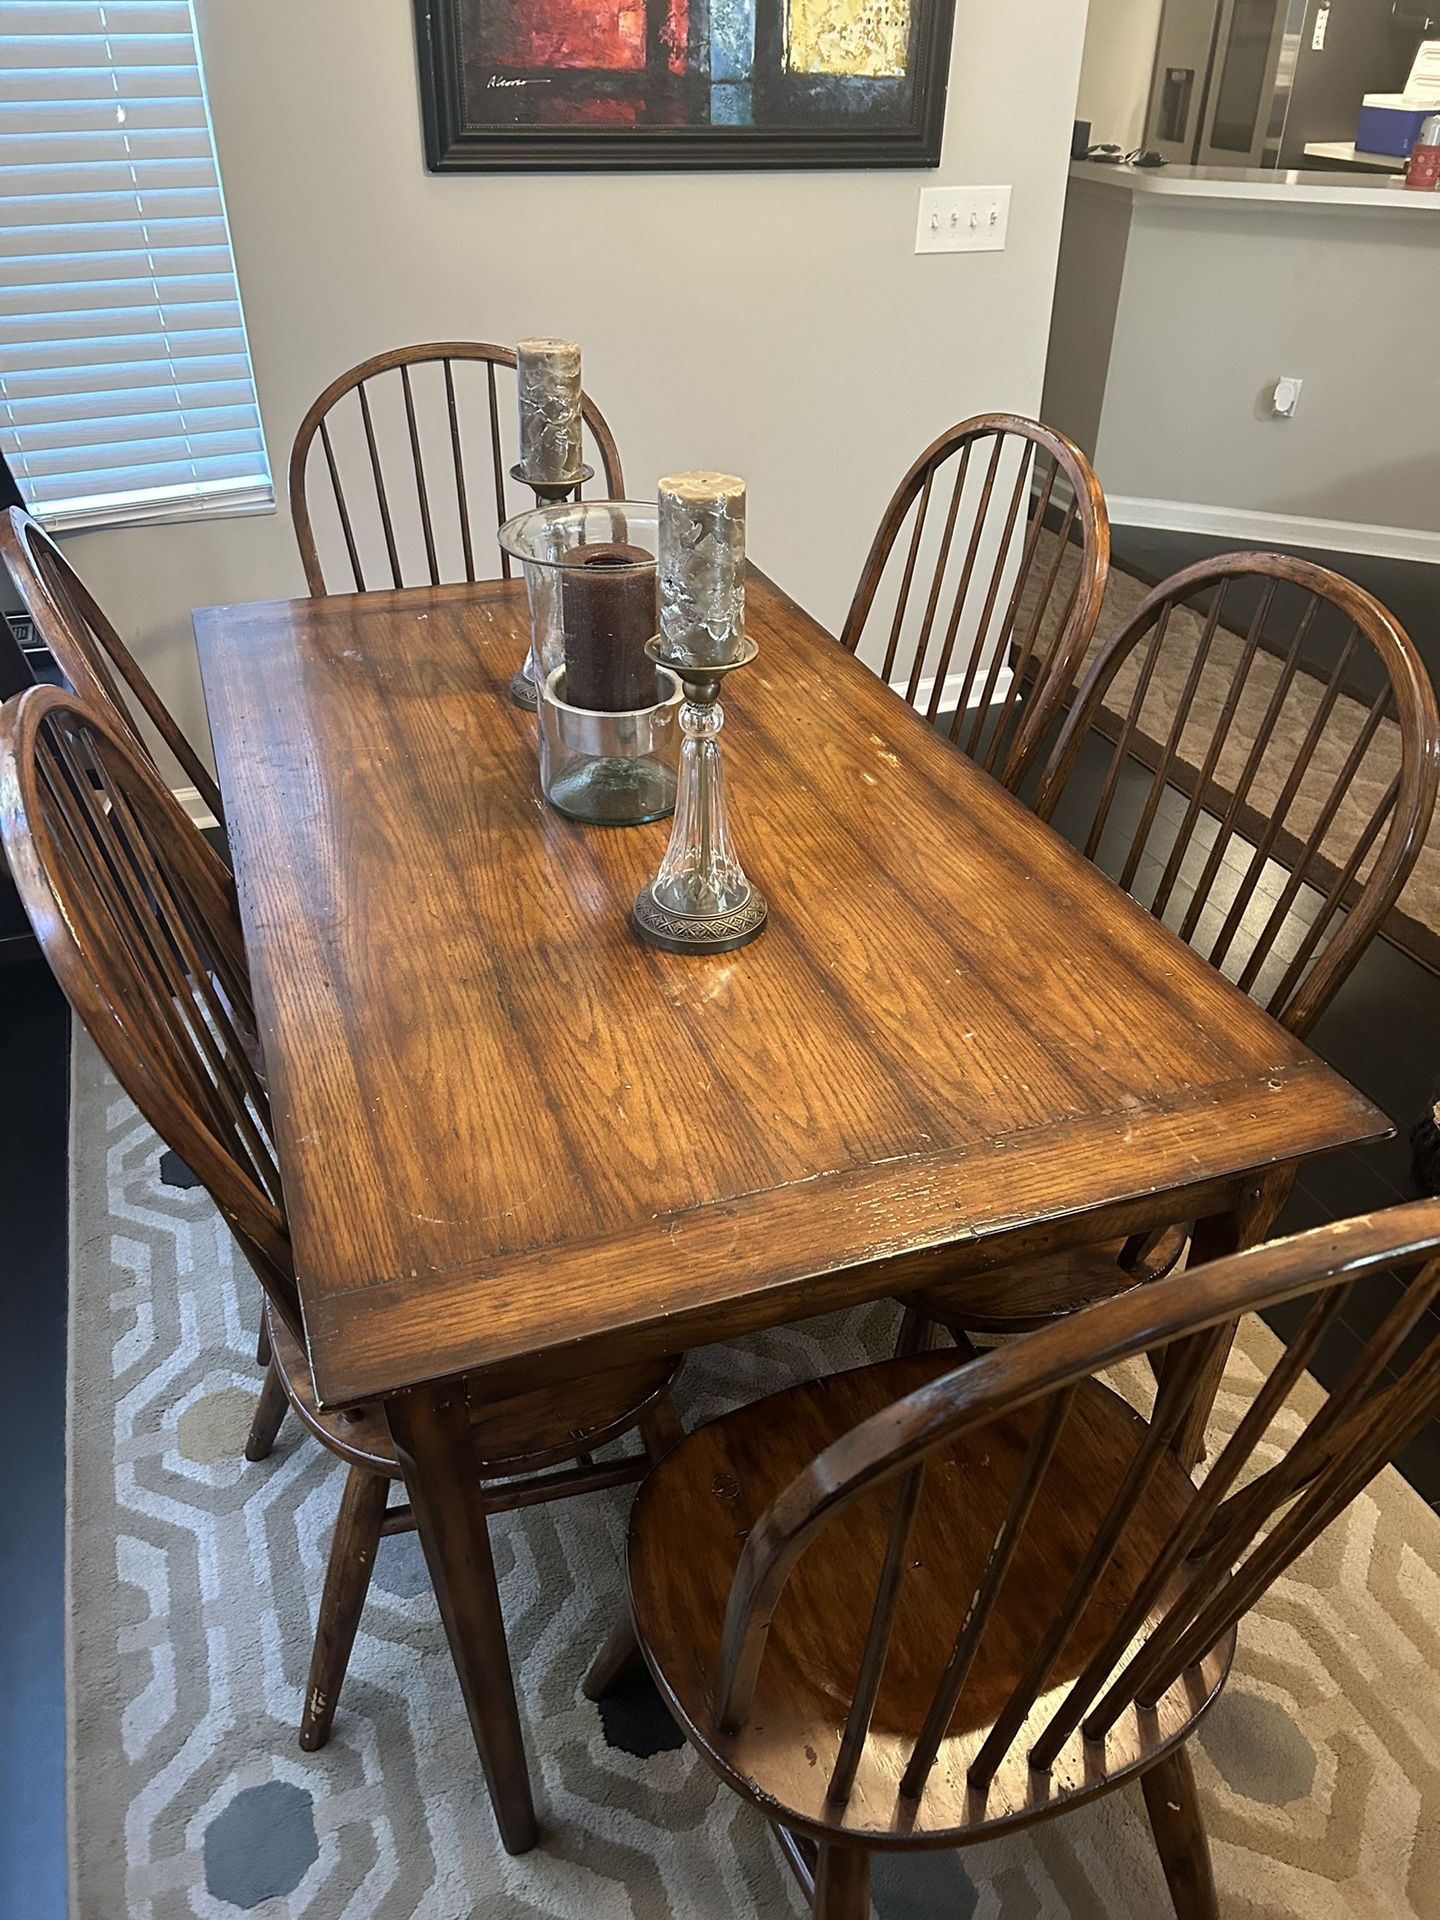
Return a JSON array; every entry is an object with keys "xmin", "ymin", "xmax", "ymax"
[
  {"xmin": 560, "ymin": 543, "xmax": 659, "ymax": 712},
  {"xmin": 516, "ymin": 338, "xmax": 583, "ymax": 484},
  {"xmin": 656, "ymin": 472, "xmax": 746, "ymax": 667}
]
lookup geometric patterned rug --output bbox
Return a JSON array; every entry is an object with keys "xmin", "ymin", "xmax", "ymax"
[{"xmin": 68, "ymin": 1031, "xmax": 1440, "ymax": 1918}]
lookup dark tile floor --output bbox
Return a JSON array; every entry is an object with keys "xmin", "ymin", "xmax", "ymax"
[{"xmin": 4, "ymin": 687, "xmax": 1440, "ymax": 1915}]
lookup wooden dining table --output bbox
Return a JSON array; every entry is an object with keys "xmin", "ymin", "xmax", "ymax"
[{"xmin": 194, "ymin": 566, "xmax": 1388, "ymax": 1851}]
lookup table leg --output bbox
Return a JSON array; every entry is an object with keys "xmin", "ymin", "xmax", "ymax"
[
  {"xmin": 385, "ymin": 1381, "xmax": 539, "ymax": 1855},
  {"xmin": 1170, "ymin": 1167, "xmax": 1297, "ymax": 1471}
]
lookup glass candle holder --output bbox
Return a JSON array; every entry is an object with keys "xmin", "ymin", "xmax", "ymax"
[
  {"xmin": 539, "ymin": 665, "xmax": 682, "ymax": 826},
  {"xmin": 631, "ymin": 638, "xmax": 768, "ymax": 954},
  {"xmin": 498, "ymin": 498, "xmax": 656, "ymax": 712}
]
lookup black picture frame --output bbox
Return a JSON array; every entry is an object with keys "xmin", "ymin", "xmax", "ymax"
[{"xmin": 414, "ymin": 0, "xmax": 955, "ymax": 173}]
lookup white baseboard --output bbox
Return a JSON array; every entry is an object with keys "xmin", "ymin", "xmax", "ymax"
[
  {"xmin": 886, "ymin": 663, "xmax": 1014, "ymax": 712},
  {"xmin": 173, "ymin": 785, "xmax": 220, "ymax": 832},
  {"xmin": 1108, "ymin": 495, "xmax": 1440, "ymax": 567}
]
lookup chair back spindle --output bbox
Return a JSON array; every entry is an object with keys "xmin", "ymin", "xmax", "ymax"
[
  {"xmin": 288, "ymin": 342, "xmax": 626, "ymax": 596},
  {"xmin": 1033, "ymin": 552, "xmax": 1440, "ymax": 1037},
  {"xmin": 841, "ymin": 415, "xmax": 1109, "ymax": 790},
  {"xmin": 712, "ymin": 1203, "xmax": 1440, "ymax": 1825}
]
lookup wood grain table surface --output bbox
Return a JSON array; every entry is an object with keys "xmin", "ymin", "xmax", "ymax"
[{"xmin": 194, "ymin": 570, "xmax": 1389, "ymax": 1414}]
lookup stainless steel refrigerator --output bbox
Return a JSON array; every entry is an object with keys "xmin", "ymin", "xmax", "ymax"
[{"xmin": 1145, "ymin": 0, "xmax": 1432, "ymax": 168}]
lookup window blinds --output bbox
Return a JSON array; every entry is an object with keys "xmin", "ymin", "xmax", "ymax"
[{"xmin": 0, "ymin": 0, "xmax": 272, "ymax": 529}]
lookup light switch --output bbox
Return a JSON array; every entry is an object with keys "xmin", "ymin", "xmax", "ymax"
[{"xmin": 915, "ymin": 186, "xmax": 1011, "ymax": 255}]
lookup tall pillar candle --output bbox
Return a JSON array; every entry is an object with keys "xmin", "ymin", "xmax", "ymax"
[
  {"xmin": 655, "ymin": 472, "xmax": 747, "ymax": 668},
  {"xmin": 516, "ymin": 338, "xmax": 583, "ymax": 484},
  {"xmin": 560, "ymin": 544, "xmax": 659, "ymax": 712}
]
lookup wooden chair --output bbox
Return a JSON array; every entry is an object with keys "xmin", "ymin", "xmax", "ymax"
[
  {"xmin": 900, "ymin": 553, "xmax": 1440, "ymax": 1374},
  {"xmin": 839, "ymin": 414, "xmax": 1109, "ymax": 790},
  {"xmin": 618, "ymin": 1200, "xmax": 1440, "ymax": 1919},
  {"xmin": 0, "ymin": 506, "xmax": 224, "ymax": 826},
  {"xmin": 0, "ymin": 684, "xmax": 681, "ymax": 1821},
  {"xmin": 288, "ymin": 341, "xmax": 626, "ymax": 595}
]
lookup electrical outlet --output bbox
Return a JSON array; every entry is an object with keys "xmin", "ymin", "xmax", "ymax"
[{"xmin": 915, "ymin": 186, "xmax": 1011, "ymax": 255}]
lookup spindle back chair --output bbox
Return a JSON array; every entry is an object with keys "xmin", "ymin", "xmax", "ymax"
[
  {"xmin": 0, "ymin": 684, "xmax": 292, "ymax": 1322},
  {"xmin": 839, "ymin": 414, "xmax": 1109, "ymax": 790},
  {"xmin": 625, "ymin": 1201, "xmax": 1440, "ymax": 1918},
  {"xmin": 899, "ymin": 555, "xmax": 1439, "ymax": 1360},
  {"xmin": 0, "ymin": 685, "xmax": 681, "ymax": 1819},
  {"xmin": 0, "ymin": 507, "xmax": 225, "ymax": 826},
  {"xmin": 1032, "ymin": 551, "xmax": 1440, "ymax": 1039},
  {"xmin": 288, "ymin": 341, "xmax": 626, "ymax": 595}
]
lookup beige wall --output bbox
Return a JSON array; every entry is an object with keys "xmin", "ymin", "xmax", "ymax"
[
  {"xmin": 55, "ymin": 0, "xmax": 1088, "ymax": 776},
  {"xmin": 1044, "ymin": 182, "xmax": 1440, "ymax": 540},
  {"xmin": 1076, "ymin": 0, "xmax": 1162, "ymax": 152}
]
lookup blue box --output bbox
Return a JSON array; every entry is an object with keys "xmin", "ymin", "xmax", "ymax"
[{"xmin": 1357, "ymin": 96, "xmax": 1434, "ymax": 158}]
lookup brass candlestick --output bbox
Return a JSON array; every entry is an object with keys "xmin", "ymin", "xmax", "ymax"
[
  {"xmin": 631, "ymin": 635, "xmax": 768, "ymax": 954},
  {"xmin": 507, "ymin": 462, "xmax": 594, "ymax": 709}
]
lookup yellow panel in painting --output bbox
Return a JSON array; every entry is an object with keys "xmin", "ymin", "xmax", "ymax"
[{"xmin": 787, "ymin": 0, "xmax": 912, "ymax": 78}]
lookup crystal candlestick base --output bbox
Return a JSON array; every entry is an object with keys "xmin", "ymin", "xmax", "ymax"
[
  {"xmin": 631, "ymin": 637, "xmax": 768, "ymax": 955},
  {"xmin": 507, "ymin": 463, "xmax": 595, "ymax": 710}
]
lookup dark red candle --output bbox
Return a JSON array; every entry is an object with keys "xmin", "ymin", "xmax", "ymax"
[{"xmin": 560, "ymin": 543, "xmax": 659, "ymax": 712}]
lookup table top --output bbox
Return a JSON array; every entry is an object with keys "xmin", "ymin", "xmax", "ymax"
[{"xmin": 195, "ymin": 572, "xmax": 1387, "ymax": 1408}]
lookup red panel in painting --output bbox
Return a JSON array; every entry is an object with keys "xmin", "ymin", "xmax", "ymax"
[
  {"xmin": 665, "ymin": 0, "xmax": 688, "ymax": 74},
  {"xmin": 485, "ymin": 1, "xmax": 647, "ymax": 72}
]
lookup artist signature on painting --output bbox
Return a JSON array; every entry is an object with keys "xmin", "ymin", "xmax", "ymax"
[{"xmin": 487, "ymin": 73, "xmax": 551, "ymax": 88}]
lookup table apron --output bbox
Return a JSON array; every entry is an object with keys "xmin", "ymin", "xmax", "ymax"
[{"xmin": 373, "ymin": 1165, "xmax": 1272, "ymax": 1412}]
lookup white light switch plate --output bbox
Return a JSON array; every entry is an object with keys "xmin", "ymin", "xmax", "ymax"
[{"xmin": 916, "ymin": 185, "xmax": 1011, "ymax": 254}]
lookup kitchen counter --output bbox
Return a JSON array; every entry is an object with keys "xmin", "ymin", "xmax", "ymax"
[
  {"xmin": 1301, "ymin": 141, "xmax": 1404, "ymax": 173},
  {"xmin": 1069, "ymin": 158, "xmax": 1440, "ymax": 212},
  {"xmin": 1044, "ymin": 158, "xmax": 1440, "ymax": 556}
]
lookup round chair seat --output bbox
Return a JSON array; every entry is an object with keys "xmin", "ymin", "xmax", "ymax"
[
  {"xmin": 627, "ymin": 1352, "xmax": 1229, "ymax": 1849},
  {"xmin": 265, "ymin": 1303, "xmax": 682, "ymax": 1479},
  {"xmin": 904, "ymin": 1227, "xmax": 1189, "ymax": 1334}
]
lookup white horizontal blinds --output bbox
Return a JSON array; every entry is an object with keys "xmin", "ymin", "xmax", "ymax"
[{"xmin": 0, "ymin": 0, "xmax": 271, "ymax": 528}]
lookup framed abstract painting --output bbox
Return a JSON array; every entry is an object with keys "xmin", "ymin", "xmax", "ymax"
[{"xmin": 413, "ymin": 0, "xmax": 956, "ymax": 170}]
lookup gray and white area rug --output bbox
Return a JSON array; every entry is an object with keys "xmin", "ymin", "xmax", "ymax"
[{"xmin": 69, "ymin": 1031, "xmax": 1440, "ymax": 1917}]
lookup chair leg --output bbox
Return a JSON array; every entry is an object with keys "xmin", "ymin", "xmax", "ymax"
[
  {"xmin": 299, "ymin": 1466, "xmax": 391, "ymax": 1752},
  {"xmin": 582, "ymin": 1605, "xmax": 645, "ymax": 1701},
  {"xmin": 894, "ymin": 1306, "xmax": 937, "ymax": 1356},
  {"xmin": 812, "ymin": 1840, "xmax": 871, "ymax": 1919},
  {"xmin": 1141, "ymin": 1745, "xmax": 1219, "ymax": 1920},
  {"xmin": 639, "ymin": 1392, "xmax": 686, "ymax": 1462},
  {"xmin": 256, "ymin": 1315, "xmax": 271, "ymax": 1369},
  {"xmin": 386, "ymin": 1384, "xmax": 539, "ymax": 1855},
  {"xmin": 244, "ymin": 1360, "xmax": 289, "ymax": 1462},
  {"xmin": 583, "ymin": 1393, "xmax": 686, "ymax": 1701}
]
